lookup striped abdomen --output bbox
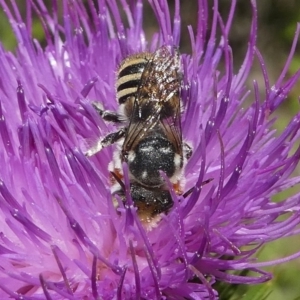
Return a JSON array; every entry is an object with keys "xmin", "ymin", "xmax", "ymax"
[{"xmin": 116, "ymin": 53, "xmax": 151, "ymax": 104}]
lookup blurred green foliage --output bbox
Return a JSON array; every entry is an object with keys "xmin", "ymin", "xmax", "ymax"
[{"xmin": 0, "ymin": 9, "xmax": 16, "ymax": 49}]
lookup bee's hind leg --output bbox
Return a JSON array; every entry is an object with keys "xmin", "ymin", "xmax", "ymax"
[
  {"xmin": 85, "ymin": 102, "xmax": 126, "ymax": 156},
  {"xmin": 92, "ymin": 102, "xmax": 124, "ymax": 123}
]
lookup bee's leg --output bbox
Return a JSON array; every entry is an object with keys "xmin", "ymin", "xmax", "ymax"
[
  {"xmin": 183, "ymin": 143, "xmax": 192, "ymax": 160},
  {"xmin": 92, "ymin": 102, "xmax": 124, "ymax": 123},
  {"xmin": 85, "ymin": 128, "xmax": 126, "ymax": 157}
]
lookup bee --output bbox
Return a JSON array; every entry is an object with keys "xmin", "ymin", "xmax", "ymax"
[{"xmin": 86, "ymin": 46, "xmax": 192, "ymax": 222}]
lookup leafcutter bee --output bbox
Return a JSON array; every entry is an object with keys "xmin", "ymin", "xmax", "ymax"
[{"xmin": 86, "ymin": 46, "xmax": 192, "ymax": 222}]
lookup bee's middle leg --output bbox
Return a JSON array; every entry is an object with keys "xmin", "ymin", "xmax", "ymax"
[
  {"xmin": 183, "ymin": 143, "xmax": 192, "ymax": 160},
  {"xmin": 85, "ymin": 128, "xmax": 126, "ymax": 157}
]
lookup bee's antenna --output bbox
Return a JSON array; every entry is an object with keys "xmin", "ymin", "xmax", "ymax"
[
  {"xmin": 110, "ymin": 171, "xmax": 126, "ymax": 191},
  {"xmin": 182, "ymin": 187, "xmax": 194, "ymax": 198},
  {"xmin": 182, "ymin": 178, "xmax": 213, "ymax": 198}
]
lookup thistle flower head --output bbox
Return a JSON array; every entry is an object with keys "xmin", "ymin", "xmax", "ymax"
[{"xmin": 0, "ymin": 0, "xmax": 300, "ymax": 299}]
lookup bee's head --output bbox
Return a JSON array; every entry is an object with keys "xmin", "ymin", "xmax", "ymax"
[
  {"xmin": 113, "ymin": 182, "xmax": 173, "ymax": 222},
  {"xmin": 130, "ymin": 183, "xmax": 173, "ymax": 216}
]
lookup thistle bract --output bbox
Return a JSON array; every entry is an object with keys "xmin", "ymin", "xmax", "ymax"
[{"xmin": 0, "ymin": 0, "xmax": 300, "ymax": 299}]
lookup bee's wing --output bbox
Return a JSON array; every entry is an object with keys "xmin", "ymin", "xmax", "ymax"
[
  {"xmin": 159, "ymin": 95, "xmax": 183, "ymax": 156},
  {"xmin": 122, "ymin": 46, "xmax": 182, "ymax": 154}
]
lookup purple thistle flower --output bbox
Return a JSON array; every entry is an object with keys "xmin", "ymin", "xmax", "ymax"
[{"xmin": 0, "ymin": 0, "xmax": 299, "ymax": 299}]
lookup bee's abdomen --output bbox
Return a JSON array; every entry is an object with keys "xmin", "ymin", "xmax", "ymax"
[{"xmin": 116, "ymin": 55, "xmax": 149, "ymax": 104}]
